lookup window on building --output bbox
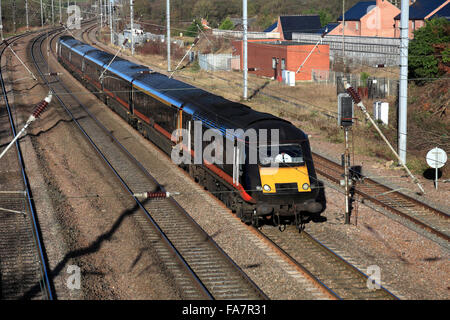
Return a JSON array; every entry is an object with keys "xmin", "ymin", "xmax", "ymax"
[
  {"xmin": 272, "ymin": 57, "xmax": 277, "ymax": 69},
  {"xmin": 281, "ymin": 58, "xmax": 286, "ymax": 70},
  {"xmin": 355, "ymin": 22, "xmax": 359, "ymax": 31}
]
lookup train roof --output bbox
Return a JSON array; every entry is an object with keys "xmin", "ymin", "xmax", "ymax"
[
  {"xmin": 59, "ymin": 36, "xmax": 148, "ymax": 81},
  {"xmin": 59, "ymin": 36, "xmax": 301, "ymax": 139},
  {"xmin": 107, "ymin": 59, "xmax": 149, "ymax": 82},
  {"xmin": 132, "ymin": 73, "xmax": 285, "ymax": 134},
  {"xmin": 59, "ymin": 36, "xmax": 84, "ymax": 48}
]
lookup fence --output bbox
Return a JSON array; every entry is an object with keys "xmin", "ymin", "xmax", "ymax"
[
  {"xmin": 313, "ymin": 70, "xmax": 399, "ymax": 98},
  {"xmin": 198, "ymin": 53, "xmax": 234, "ymax": 71},
  {"xmin": 292, "ymin": 32, "xmax": 400, "ymax": 67},
  {"xmin": 212, "ymin": 29, "xmax": 280, "ymax": 39},
  {"xmin": 117, "ymin": 32, "xmax": 184, "ymax": 48}
]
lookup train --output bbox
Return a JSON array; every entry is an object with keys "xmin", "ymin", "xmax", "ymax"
[{"xmin": 57, "ymin": 35, "xmax": 325, "ymax": 229}]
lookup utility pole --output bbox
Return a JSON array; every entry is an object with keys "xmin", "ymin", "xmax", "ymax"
[
  {"xmin": 0, "ymin": 0, "xmax": 3, "ymax": 40},
  {"xmin": 243, "ymin": 0, "xmax": 248, "ymax": 100},
  {"xmin": 109, "ymin": 0, "xmax": 113, "ymax": 44},
  {"xmin": 166, "ymin": 0, "xmax": 170, "ymax": 71},
  {"xmin": 343, "ymin": 126, "xmax": 351, "ymax": 224},
  {"xmin": 59, "ymin": 0, "xmax": 62, "ymax": 24},
  {"xmin": 130, "ymin": 0, "xmax": 134, "ymax": 55},
  {"xmin": 12, "ymin": 0, "xmax": 16, "ymax": 33},
  {"xmin": 398, "ymin": 0, "xmax": 409, "ymax": 165},
  {"xmin": 100, "ymin": 0, "xmax": 103, "ymax": 27},
  {"xmin": 41, "ymin": 0, "xmax": 44, "ymax": 27},
  {"xmin": 52, "ymin": 0, "xmax": 55, "ymax": 26},
  {"xmin": 26, "ymin": 0, "xmax": 30, "ymax": 30},
  {"xmin": 342, "ymin": 0, "xmax": 345, "ymax": 70}
]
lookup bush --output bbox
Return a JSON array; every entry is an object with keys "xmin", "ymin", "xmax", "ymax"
[
  {"xmin": 360, "ymin": 72, "xmax": 370, "ymax": 87},
  {"xmin": 219, "ymin": 17, "xmax": 234, "ymax": 30},
  {"xmin": 186, "ymin": 20, "xmax": 204, "ymax": 37},
  {"xmin": 137, "ymin": 40, "xmax": 185, "ymax": 60},
  {"xmin": 409, "ymin": 18, "xmax": 450, "ymax": 82}
]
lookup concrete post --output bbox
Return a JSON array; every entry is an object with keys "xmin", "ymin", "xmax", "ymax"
[
  {"xmin": 243, "ymin": 0, "xmax": 248, "ymax": 100},
  {"xmin": 398, "ymin": 0, "xmax": 409, "ymax": 165},
  {"xmin": 166, "ymin": 0, "xmax": 170, "ymax": 71}
]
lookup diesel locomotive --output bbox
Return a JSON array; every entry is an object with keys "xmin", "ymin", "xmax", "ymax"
[{"xmin": 57, "ymin": 35, "xmax": 325, "ymax": 228}]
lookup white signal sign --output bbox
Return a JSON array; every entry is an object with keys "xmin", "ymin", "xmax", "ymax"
[
  {"xmin": 426, "ymin": 147, "xmax": 447, "ymax": 190},
  {"xmin": 426, "ymin": 147, "xmax": 447, "ymax": 169}
]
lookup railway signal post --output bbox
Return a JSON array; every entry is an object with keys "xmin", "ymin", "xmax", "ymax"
[{"xmin": 338, "ymin": 85, "xmax": 354, "ymax": 224}]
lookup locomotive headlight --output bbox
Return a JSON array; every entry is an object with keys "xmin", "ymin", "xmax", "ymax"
[
  {"xmin": 302, "ymin": 183, "xmax": 310, "ymax": 190},
  {"xmin": 263, "ymin": 184, "xmax": 271, "ymax": 192}
]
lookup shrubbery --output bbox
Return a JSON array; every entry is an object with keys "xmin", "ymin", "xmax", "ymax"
[{"xmin": 408, "ymin": 18, "xmax": 450, "ymax": 82}]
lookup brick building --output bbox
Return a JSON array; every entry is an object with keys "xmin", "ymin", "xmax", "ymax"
[
  {"xmin": 232, "ymin": 39, "xmax": 330, "ymax": 81},
  {"xmin": 327, "ymin": 0, "xmax": 401, "ymax": 38},
  {"xmin": 394, "ymin": 0, "xmax": 450, "ymax": 38},
  {"xmin": 266, "ymin": 15, "xmax": 323, "ymax": 40}
]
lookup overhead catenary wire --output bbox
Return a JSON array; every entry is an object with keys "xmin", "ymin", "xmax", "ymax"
[
  {"xmin": 6, "ymin": 26, "xmax": 442, "ymax": 218},
  {"xmin": 22, "ymin": 25, "xmax": 446, "ymax": 190},
  {"xmin": 89, "ymin": 18, "xmax": 447, "ymax": 81},
  {"xmin": 1, "ymin": 39, "xmax": 436, "ymax": 215}
]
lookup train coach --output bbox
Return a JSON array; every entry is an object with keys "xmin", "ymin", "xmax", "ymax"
[{"xmin": 56, "ymin": 35, "xmax": 325, "ymax": 229}]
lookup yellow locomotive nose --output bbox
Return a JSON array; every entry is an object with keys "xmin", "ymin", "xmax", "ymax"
[{"xmin": 259, "ymin": 166, "xmax": 311, "ymax": 193}]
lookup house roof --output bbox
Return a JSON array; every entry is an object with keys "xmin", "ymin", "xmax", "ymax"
[
  {"xmin": 264, "ymin": 22, "xmax": 278, "ymax": 32},
  {"xmin": 322, "ymin": 22, "xmax": 340, "ymax": 34},
  {"xmin": 338, "ymin": 1, "xmax": 376, "ymax": 21},
  {"xmin": 394, "ymin": 0, "xmax": 448, "ymax": 20},
  {"xmin": 430, "ymin": 2, "xmax": 450, "ymax": 19},
  {"xmin": 279, "ymin": 15, "xmax": 322, "ymax": 39}
]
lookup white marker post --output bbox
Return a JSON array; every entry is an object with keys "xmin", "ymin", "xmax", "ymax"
[{"xmin": 426, "ymin": 147, "xmax": 447, "ymax": 190}]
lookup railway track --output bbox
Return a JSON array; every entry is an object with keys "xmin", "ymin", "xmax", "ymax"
[
  {"xmin": 313, "ymin": 153, "xmax": 450, "ymax": 245},
  {"xmin": 31, "ymin": 28, "xmax": 268, "ymax": 300},
  {"xmin": 259, "ymin": 226, "xmax": 398, "ymax": 299},
  {"xmin": 85, "ymin": 24, "xmax": 449, "ymax": 246},
  {"xmin": 77, "ymin": 24, "xmax": 423, "ymax": 299},
  {"xmin": 0, "ymin": 32, "xmax": 53, "ymax": 299}
]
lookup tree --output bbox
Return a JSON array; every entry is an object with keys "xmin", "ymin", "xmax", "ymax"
[
  {"xmin": 304, "ymin": 8, "xmax": 333, "ymax": 27},
  {"xmin": 193, "ymin": 0, "xmax": 214, "ymax": 20},
  {"xmin": 219, "ymin": 17, "xmax": 234, "ymax": 30},
  {"xmin": 185, "ymin": 19, "xmax": 203, "ymax": 37},
  {"xmin": 408, "ymin": 18, "xmax": 450, "ymax": 82}
]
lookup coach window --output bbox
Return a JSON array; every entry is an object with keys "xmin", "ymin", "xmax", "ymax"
[{"xmin": 117, "ymin": 78, "xmax": 129, "ymax": 103}]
